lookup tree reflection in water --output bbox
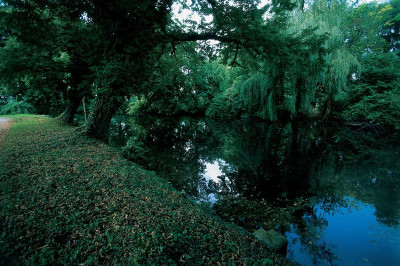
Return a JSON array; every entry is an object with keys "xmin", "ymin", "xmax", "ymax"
[{"xmin": 109, "ymin": 116, "xmax": 400, "ymax": 265}]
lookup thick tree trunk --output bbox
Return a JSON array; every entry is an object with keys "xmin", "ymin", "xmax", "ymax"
[
  {"xmin": 85, "ymin": 94, "xmax": 125, "ymax": 142},
  {"xmin": 58, "ymin": 95, "xmax": 81, "ymax": 124}
]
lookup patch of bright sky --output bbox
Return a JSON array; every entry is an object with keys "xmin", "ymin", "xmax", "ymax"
[
  {"xmin": 171, "ymin": 0, "xmax": 389, "ymax": 47},
  {"xmin": 171, "ymin": 0, "xmax": 271, "ymax": 45},
  {"xmin": 358, "ymin": 0, "xmax": 390, "ymax": 4},
  {"xmin": 172, "ymin": 0, "xmax": 271, "ymax": 25},
  {"xmin": 172, "ymin": 0, "xmax": 389, "ymax": 24},
  {"xmin": 172, "ymin": 0, "xmax": 211, "ymax": 25}
]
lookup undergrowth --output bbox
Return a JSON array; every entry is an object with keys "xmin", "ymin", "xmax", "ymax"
[
  {"xmin": 0, "ymin": 101, "xmax": 35, "ymax": 115},
  {"xmin": 0, "ymin": 116, "xmax": 291, "ymax": 265}
]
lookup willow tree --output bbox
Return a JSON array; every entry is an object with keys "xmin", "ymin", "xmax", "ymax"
[
  {"xmin": 285, "ymin": 0, "xmax": 360, "ymax": 118},
  {"xmin": 201, "ymin": 0, "xmax": 329, "ymax": 121},
  {"xmin": 239, "ymin": 73, "xmax": 277, "ymax": 121}
]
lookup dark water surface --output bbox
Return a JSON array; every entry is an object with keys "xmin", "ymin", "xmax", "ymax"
[{"xmin": 109, "ymin": 116, "xmax": 400, "ymax": 265}]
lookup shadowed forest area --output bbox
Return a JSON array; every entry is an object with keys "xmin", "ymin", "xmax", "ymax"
[{"xmin": 0, "ymin": 0, "xmax": 399, "ymax": 265}]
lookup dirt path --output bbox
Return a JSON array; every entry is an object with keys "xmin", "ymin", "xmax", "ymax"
[{"xmin": 0, "ymin": 117, "xmax": 12, "ymax": 150}]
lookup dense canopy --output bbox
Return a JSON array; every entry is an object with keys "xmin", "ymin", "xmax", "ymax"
[{"xmin": 0, "ymin": 0, "xmax": 399, "ymax": 139}]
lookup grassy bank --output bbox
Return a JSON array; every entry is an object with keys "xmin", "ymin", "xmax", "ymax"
[{"xmin": 0, "ymin": 115, "xmax": 291, "ymax": 265}]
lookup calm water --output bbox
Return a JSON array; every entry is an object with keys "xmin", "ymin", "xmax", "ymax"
[{"xmin": 109, "ymin": 116, "xmax": 400, "ymax": 265}]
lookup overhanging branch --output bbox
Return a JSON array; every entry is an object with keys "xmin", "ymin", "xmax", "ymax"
[{"xmin": 167, "ymin": 31, "xmax": 240, "ymax": 45}]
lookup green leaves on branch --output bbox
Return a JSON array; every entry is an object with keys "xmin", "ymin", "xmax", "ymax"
[{"xmin": 240, "ymin": 73, "xmax": 277, "ymax": 121}]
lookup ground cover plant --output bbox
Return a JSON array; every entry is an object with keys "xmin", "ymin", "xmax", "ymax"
[{"xmin": 0, "ymin": 115, "xmax": 292, "ymax": 265}]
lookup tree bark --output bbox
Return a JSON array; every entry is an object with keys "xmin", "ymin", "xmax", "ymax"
[
  {"xmin": 295, "ymin": 78, "xmax": 305, "ymax": 116},
  {"xmin": 85, "ymin": 94, "xmax": 125, "ymax": 142},
  {"xmin": 82, "ymin": 97, "xmax": 88, "ymax": 123},
  {"xmin": 58, "ymin": 94, "xmax": 81, "ymax": 124}
]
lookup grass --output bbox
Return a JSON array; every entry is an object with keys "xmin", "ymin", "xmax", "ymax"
[
  {"xmin": 0, "ymin": 115, "xmax": 292, "ymax": 265},
  {"xmin": 0, "ymin": 114, "xmax": 44, "ymax": 120}
]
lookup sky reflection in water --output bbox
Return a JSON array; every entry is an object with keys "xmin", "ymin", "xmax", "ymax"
[
  {"xmin": 287, "ymin": 199, "xmax": 400, "ymax": 265},
  {"xmin": 109, "ymin": 116, "xmax": 400, "ymax": 265}
]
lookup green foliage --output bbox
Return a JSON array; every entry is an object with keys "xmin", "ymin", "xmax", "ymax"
[
  {"xmin": 127, "ymin": 97, "xmax": 146, "ymax": 116},
  {"xmin": 382, "ymin": 0, "xmax": 400, "ymax": 51},
  {"xmin": 0, "ymin": 1, "xmax": 94, "ymax": 119},
  {"xmin": 0, "ymin": 116, "xmax": 292, "ymax": 265},
  {"xmin": 206, "ymin": 87, "xmax": 244, "ymax": 118},
  {"xmin": 128, "ymin": 41, "xmax": 234, "ymax": 117},
  {"xmin": 332, "ymin": 1, "xmax": 400, "ymax": 127},
  {"xmin": 340, "ymin": 51, "xmax": 400, "ymax": 128},
  {"xmin": 240, "ymin": 73, "xmax": 277, "ymax": 121},
  {"xmin": 1, "ymin": 0, "xmax": 399, "ymax": 133},
  {"xmin": 0, "ymin": 100, "xmax": 35, "ymax": 115},
  {"xmin": 343, "ymin": 89, "xmax": 400, "ymax": 128}
]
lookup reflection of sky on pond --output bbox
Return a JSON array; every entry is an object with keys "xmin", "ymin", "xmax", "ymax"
[
  {"xmin": 201, "ymin": 160, "xmax": 224, "ymax": 203},
  {"xmin": 110, "ymin": 116, "xmax": 400, "ymax": 265},
  {"xmin": 287, "ymin": 199, "xmax": 400, "ymax": 265},
  {"xmin": 204, "ymin": 161, "xmax": 223, "ymax": 183}
]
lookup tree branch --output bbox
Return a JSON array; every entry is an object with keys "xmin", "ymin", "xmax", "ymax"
[
  {"xmin": 230, "ymin": 43, "xmax": 241, "ymax": 66},
  {"xmin": 167, "ymin": 31, "xmax": 240, "ymax": 44},
  {"xmin": 205, "ymin": 0, "xmax": 222, "ymax": 28}
]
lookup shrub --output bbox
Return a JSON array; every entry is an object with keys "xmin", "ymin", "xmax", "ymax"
[
  {"xmin": 206, "ymin": 88, "xmax": 244, "ymax": 118},
  {"xmin": 127, "ymin": 96, "xmax": 146, "ymax": 116},
  {"xmin": 0, "ymin": 101, "xmax": 35, "ymax": 115},
  {"xmin": 342, "ymin": 89, "xmax": 400, "ymax": 129}
]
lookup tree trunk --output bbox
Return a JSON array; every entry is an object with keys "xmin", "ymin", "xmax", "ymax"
[
  {"xmin": 322, "ymin": 97, "xmax": 332, "ymax": 120},
  {"xmin": 82, "ymin": 97, "xmax": 88, "ymax": 123},
  {"xmin": 300, "ymin": 0, "xmax": 305, "ymax": 12},
  {"xmin": 294, "ymin": 77, "xmax": 305, "ymax": 117},
  {"xmin": 85, "ymin": 94, "xmax": 124, "ymax": 142},
  {"xmin": 58, "ymin": 95, "xmax": 81, "ymax": 124},
  {"xmin": 295, "ymin": 91, "xmax": 301, "ymax": 116}
]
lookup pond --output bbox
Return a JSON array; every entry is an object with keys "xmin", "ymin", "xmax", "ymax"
[{"xmin": 109, "ymin": 116, "xmax": 400, "ymax": 265}]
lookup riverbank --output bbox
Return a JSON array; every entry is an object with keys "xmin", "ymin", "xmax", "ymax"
[{"xmin": 0, "ymin": 115, "xmax": 291, "ymax": 265}]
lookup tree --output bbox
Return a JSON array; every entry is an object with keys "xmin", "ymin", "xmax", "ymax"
[
  {"xmin": 339, "ymin": 0, "xmax": 400, "ymax": 128},
  {"xmin": 128, "ymin": 41, "xmax": 232, "ymax": 116},
  {"xmin": 0, "ymin": 0, "xmax": 93, "ymax": 120},
  {"xmin": 382, "ymin": 0, "xmax": 400, "ymax": 51},
  {"xmin": 5, "ymin": 0, "xmax": 387, "ymax": 139}
]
